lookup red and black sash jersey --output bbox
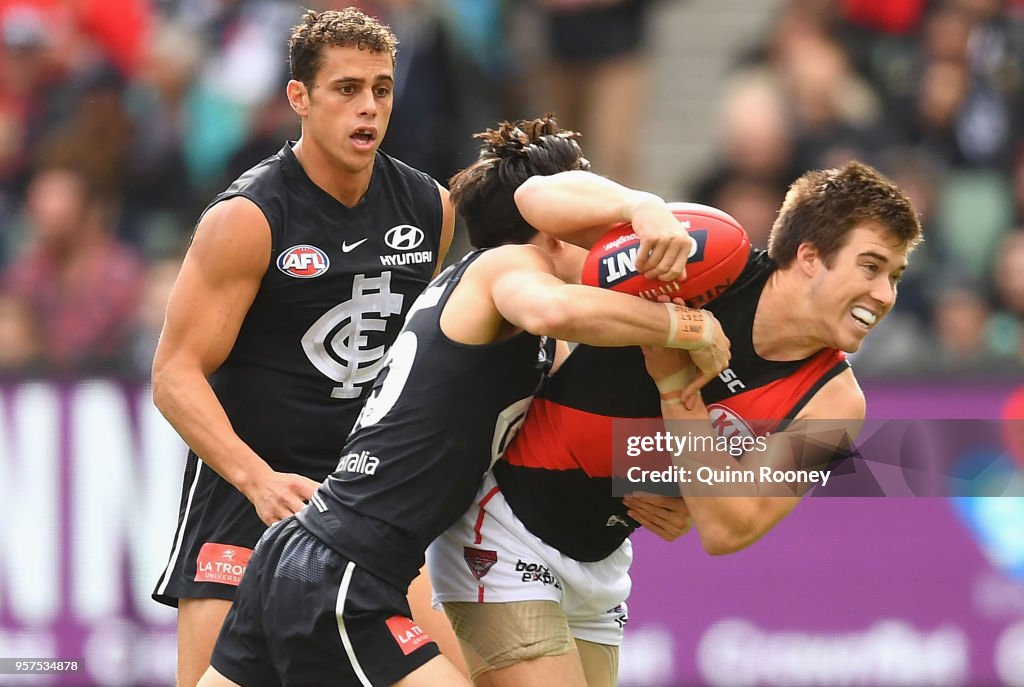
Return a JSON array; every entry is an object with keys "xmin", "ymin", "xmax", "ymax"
[{"xmin": 493, "ymin": 249, "xmax": 849, "ymax": 561}]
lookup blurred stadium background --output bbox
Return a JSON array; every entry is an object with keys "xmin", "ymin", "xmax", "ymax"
[{"xmin": 0, "ymin": 0, "xmax": 1022, "ymax": 685}]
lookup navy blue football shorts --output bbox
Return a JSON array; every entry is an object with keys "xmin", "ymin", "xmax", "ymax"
[
  {"xmin": 153, "ymin": 452, "xmax": 266, "ymax": 606},
  {"xmin": 211, "ymin": 518, "xmax": 440, "ymax": 686}
]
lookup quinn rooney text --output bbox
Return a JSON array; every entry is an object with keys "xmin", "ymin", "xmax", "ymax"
[{"xmin": 626, "ymin": 465, "xmax": 832, "ymax": 487}]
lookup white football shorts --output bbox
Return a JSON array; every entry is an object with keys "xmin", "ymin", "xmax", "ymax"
[{"xmin": 427, "ymin": 471, "xmax": 632, "ymax": 646}]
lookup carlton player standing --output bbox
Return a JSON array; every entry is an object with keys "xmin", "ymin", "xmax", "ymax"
[{"xmin": 150, "ymin": 10, "xmax": 455, "ymax": 687}]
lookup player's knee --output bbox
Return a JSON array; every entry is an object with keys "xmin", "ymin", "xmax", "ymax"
[
  {"xmin": 443, "ymin": 601, "xmax": 575, "ymax": 675},
  {"xmin": 487, "ymin": 633, "xmax": 572, "ymax": 669}
]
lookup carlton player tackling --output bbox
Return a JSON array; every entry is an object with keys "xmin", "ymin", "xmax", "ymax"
[{"xmin": 196, "ymin": 115, "xmax": 729, "ymax": 687}]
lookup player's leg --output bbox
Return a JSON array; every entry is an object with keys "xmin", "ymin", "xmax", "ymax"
[
  {"xmin": 154, "ymin": 462, "xmax": 265, "ymax": 687},
  {"xmin": 177, "ymin": 598, "xmax": 232, "ymax": 687},
  {"xmin": 582, "ymin": 55, "xmax": 645, "ymax": 186},
  {"xmin": 407, "ymin": 565, "xmax": 470, "ymax": 677},
  {"xmin": 474, "ymin": 653, "xmax": 586, "ymax": 687},
  {"xmin": 218, "ymin": 521, "xmax": 457, "ymax": 686},
  {"xmin": 444, "ymin": 600, "xmax": 586, "ymax": 687},
  {"xmin": 576, "ymin": 639, "xmax": 619, "ymax": 687},
  {"xmin": 195, "ymin": 666, "xmax": 239, "ymax": 687},
  {"xmin": 392, "ymin": 655, "xmax": 471, "ymax": 686},
  {"xmin": 427, "ymin": 473, "xmax": 594, "ymax": 685},
  {"xmin": 565, "ymin": 596, "xmax": 629, "ymax": 687},
  {"xmin": 204, "ymin": 651, "xmax": 471, "ymax": 687}
]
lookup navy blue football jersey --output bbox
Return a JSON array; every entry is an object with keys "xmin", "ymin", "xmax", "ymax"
[
  {"xmin": 205, "ymin": 142, "xmax": 443, "ymax": 477},
  {"xmin": 298, "ymin": 250, "xmax": 556, "ymax": 587}
]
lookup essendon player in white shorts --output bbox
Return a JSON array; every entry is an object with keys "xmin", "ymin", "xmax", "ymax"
[
  {"xmin": 430, "ymin": 470, "xmax": 634, "ymax": 646},
  {"xmin": 428, "ymin": 162, "xmax": 922, "ymax": 687},
  {"xmin": 198, "ymin": 116, "xmax": 729, "ymax": 687}
]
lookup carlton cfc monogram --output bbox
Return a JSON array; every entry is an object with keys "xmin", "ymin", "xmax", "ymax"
[{"xmin": 301, "ymin": 273, "xmax": 405, "ymax": 399}]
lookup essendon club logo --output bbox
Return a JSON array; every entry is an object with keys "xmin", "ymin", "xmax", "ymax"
[
  {"xmin": 277, "ymin": 244, "xmax": 330, "ymax": 278},
  {"xmin": 463, "ymin": 547, "xmax": 498, "ymax": 580}
]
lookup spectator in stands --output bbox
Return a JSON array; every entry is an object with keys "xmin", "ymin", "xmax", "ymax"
[
  {"xmin": 123, "ymin": 255, "xmax": 181, "ymax": 380},
  {"xmin": 930, "ymin": 280, "xmax": 1013, "ymax": 373},
  {"xmin": 0, "ymin": 289, "xmax": 39, "ymax": 373},
  {"xmin": 688, "ymin": 75, "xmax": 797, "ymax": 248},
  {"xmin": 529, "ymin": 0, "xmax": 655, "ymax": 185},
  {"xmin": 0, "ymin": 163, "xmax": 144, "ymax": 374},
  {"xmin": 991, "ymin": 229, "xmax": 1024, "ymax": 362}
]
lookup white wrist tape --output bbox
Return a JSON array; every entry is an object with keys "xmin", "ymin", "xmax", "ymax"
[
  {"xmin": 664, "ymin": 304, "xmax": 714, "ymax": 351},
  {"xmin": 654, "ymin": 369, "xmax": 690, "ymax": 405}
]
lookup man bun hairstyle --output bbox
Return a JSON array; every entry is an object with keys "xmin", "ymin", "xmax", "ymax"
[
  {"xmin": 449, "ymin": 114, "xmax": 590, "ymax": 248},
  {"xmin": 289, "ymin": 8, "xmax": 399, "ymax": 89},
  {"xmin": 768, "ymin": 160, "xmax": 923, "ymax": 268}
]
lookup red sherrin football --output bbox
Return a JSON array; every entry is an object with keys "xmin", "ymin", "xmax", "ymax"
[{"xmin": 581, "ymin": 202, "xmax": 751, "ymax": 307}]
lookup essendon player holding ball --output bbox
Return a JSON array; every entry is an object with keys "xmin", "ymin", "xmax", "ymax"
[
  {"xmin": 427, "ymin": 161, "xmax": 922, "ymax": 687},
  {"xmin": 580, "ymin": 202, "xmax": 751, "ymax": 308},
  {"xmin": 197, "ymin": 115, "xmax": 730, "ymax": 687}
]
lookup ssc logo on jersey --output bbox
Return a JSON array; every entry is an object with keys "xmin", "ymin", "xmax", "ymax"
[
  {"xmin": 278, "ymin": 245, "xmax": 330, "ymax": 278},
  {"xmin": 384, "ymin": 225, "xmax": 424, "ymax": 251}
]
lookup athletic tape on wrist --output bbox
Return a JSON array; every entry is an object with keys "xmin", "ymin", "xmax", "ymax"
[
  {"xmin": 664, "ymin": 304, "xmax": 713, "ymax": 350},
  {"xmin": 655, "ymin": 369, "xmax": 689, "ymax": 405}
]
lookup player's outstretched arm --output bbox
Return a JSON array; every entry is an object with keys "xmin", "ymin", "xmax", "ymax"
[
  {"xmin": 152, "ymin": 197, "xmax": 318, "ymax": 525},
  {"xmin": 640, "ymin": 346, "xmax": 863, "ymax": 555},
  {"xmin": 472, "ymin": 244, "xmax": 730, "ymax": 362},
  {"xmin": 514, "ymin": 170, "xmax": 691, "ymax": 281}
]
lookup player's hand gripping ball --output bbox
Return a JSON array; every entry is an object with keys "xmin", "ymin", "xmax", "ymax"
[{"xmin": 581, "ymin": 202, "xmax": 751, "ymax": 307}]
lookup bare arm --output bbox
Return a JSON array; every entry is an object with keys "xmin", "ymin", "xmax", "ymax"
[
  {"xmin": 492, "ymin": 245, "xmax": 729, "ymax": 356},
  {"xmin": 432, "ymin": 182, "xmax": 456, "ymax": 277},
  {"xmin": 151, "ymin": 197, "xmax": 318, "ymax": 525},
  {"xmin": 438, "ymin": 244, "xmax": 731, "ymax": 380},
  {"xmin": 514, "ymin": 171, "xmax": 692, "ymax": 282},
  {"xmin": 642, "ymin": 346, "xmax": 863, "ymax": 554}
]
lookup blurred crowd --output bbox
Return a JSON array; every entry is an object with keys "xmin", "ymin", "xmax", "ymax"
[
  {"xmin": 689, "ymin": 0, "xmax": 1024, "ymax": 376},
  {"xmin": 0, "ymin": 0, "xmax": 1021, "ymax": 379}
]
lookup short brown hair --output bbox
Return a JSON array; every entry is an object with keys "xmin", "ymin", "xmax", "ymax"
[
  {"xmin": 768, "ymin": 161, "xmax": 922, "ymax": 267},
  {"xmin": 289, "ymin": 8, "xmax": 398, "ymax": 89},
  {"xmin": 449, "ymin": 114, "xmax": 590, "ymax": 248}
]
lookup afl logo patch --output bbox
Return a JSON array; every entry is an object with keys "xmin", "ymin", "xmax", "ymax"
[
  {"xmin": 384, "ymin": 224, "xmax": 424, "ymax": 251},
  {"xmin": 278, "ymin": 245, "xmax": 330, "ymax": 278}
]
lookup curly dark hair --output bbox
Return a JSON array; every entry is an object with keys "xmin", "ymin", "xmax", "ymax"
[
  {"xmin": 289, "ymin": 8, "xmax": 398, "ymax": 89},
  {"xmin": 768, "ymin": 160, "xmax": 923, "ymax": 267},
  {"xmin": 450, "ymin": 114, "xmax": 591, "ymax": 248}
]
